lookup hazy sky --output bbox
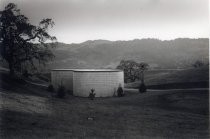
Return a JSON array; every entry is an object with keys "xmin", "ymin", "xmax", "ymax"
[{"xmin": 1, "ymin": 0, "xmax": 209, "ymax": 43}]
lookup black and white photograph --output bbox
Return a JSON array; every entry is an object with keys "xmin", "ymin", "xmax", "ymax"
[{"xmin": 0, "ymin": 0, "xmax": 209, "ymax": 138}]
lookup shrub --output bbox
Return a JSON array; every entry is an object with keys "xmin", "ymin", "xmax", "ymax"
[
  {"xmin": 37, "ymin": 74, "xmax": 49, "ymax": 82},
  {"xmin": 47, "ymin": 84, "xmax": 54, "ymax": 92},
  {"xmin": 117, "ymin": 86, "xmax": 124, "ymax": 97},
  {"xmin": 22, "ymin": 70, "xmax": 32, "ymax": 78},
  {"xmin": 67, "ymin": 90, "xmax": 73, "ymax": 96},
  {"xmin": 89, "ymin": 88, "xmax": 95, "ymax": 100},
  {"xmin": 139, "ymin": 83, "xmax": 147, "ymax": 93},
  {"xmin": 57, "ymin": 85, "xmax": 66, "ymax": 98}
]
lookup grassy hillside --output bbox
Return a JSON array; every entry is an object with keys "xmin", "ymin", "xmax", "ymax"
[
  {"xmin": 45, "ymin": 38, "xmax": 208, "ymax": 70},
  {"xmin": 125, "ymin": 67, "xmax": 209, "ymax": 89},
  {"xmin": 0, "ymin": 71, "xmax": 209, "ymax": 138},
  {"xmin": 21, "ymin": 66, "xmax": 209, "ymax": 90}
]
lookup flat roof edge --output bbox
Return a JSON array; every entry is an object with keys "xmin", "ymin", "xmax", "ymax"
[{"xmin": 51, "ymin": 69, "xmax": 123, "ymax": 72}]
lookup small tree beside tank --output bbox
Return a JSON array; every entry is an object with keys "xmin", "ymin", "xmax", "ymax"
[
  {"xmin": 116, "ymin": 60, "xmax": 141, "ymax": 83},
  {"xmin": 117, "ymin": 60, "xmax": 149, "ymax": 93}
]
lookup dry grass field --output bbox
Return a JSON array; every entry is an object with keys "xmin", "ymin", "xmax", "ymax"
[{"xmin": 0, "ymin": 87, "xmax": 209, "ymax": 138}]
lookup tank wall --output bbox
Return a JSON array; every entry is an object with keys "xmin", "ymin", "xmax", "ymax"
[
  {"xmin": 51, "ymin": 70, "xmax": 73, "ymax": 92},
  {"xmin": 73, "ymin": 71, "xmax": 124, "ymax": 97}
]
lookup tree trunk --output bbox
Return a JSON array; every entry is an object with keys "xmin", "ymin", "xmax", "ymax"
[{"xmin": 141, "ymin": 71, "xmax": 144, "ymax": 84}]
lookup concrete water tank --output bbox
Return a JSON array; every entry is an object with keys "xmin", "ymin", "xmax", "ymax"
[{"xmin": 51, "ymin": 69, "xmax": 124, "ymax": 97}]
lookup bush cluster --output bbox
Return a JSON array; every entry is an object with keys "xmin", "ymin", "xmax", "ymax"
[
  {"xmin": 89, "ymin": 88, "xmax": 96, "ymax": 100},
  {"xmin": 47, "ymin": 84, "xmax": 66, "ymax": 98},
  {"xmin": 47, "ymin": 84, "xmax": 54, "ymax": 92},
  {"xmin": 57, "ymin": 85, "xmax": 66, "ymax": 98},
  {"xmin": 139, "ymin": 83, "xmax": 147, "ymax": 93},
  {"xmin": 117, "ymin": 86, "xmax": 124, "ymax": 97}
]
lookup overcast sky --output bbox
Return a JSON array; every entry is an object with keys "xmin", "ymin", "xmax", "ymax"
[{"xmin": 1, "ymin": 0, "xmax": 209, "ymax": 43}]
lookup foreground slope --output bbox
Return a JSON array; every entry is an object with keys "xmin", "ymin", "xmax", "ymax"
[{"xmin": 0, "ymin": 71, "xmax": 209, "ymax": 139}]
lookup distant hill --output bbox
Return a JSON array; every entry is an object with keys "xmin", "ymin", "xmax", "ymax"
[{"xmin": 46, "ymin": 38, "xmax": 208, "ymax": 70}]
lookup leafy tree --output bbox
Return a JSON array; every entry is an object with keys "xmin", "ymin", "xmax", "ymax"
[
  {"xmin": 0, "ymin": 3, "xmax": 56, "ymax": 76},
  {"xmin": 116, "ymin": 60, "xmax": 140, "ymax": 83},
  {"xmin": 116, "ymin": 60, "xmax": 149, "ymax": 83}
]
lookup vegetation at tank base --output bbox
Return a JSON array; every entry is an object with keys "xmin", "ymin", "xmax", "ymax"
[
  {"xmin": 0, "ymin": 3, "xmax": 57, "ymax": 77},
  {"xmin": 89, "ymin": 88, "xmax": 95, "ymax": 100},
  {"xmin": 22, "ymin": 70, "xmax": 33, "ymax": 78},
  {"xmin": 139, "ymin": 83, "xmax": 147, "ymax": 93},
  {"xmin": 47, "ymin": 84, "xmax": 54, "ymax": 92},
  {"xmin": 117, "ymin": 85, "xmax": 124, "ymax": 97},
  {"xmin": 56, "ymin": 85, "xmax": 66, "ymax": 98},
  {"xmin": 67, "ymin": 90, "xmax": 73, "ymax": 96},
  {"xmin": 113, "ymin": 89, "xmax": 117, "ymax": 97}
]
